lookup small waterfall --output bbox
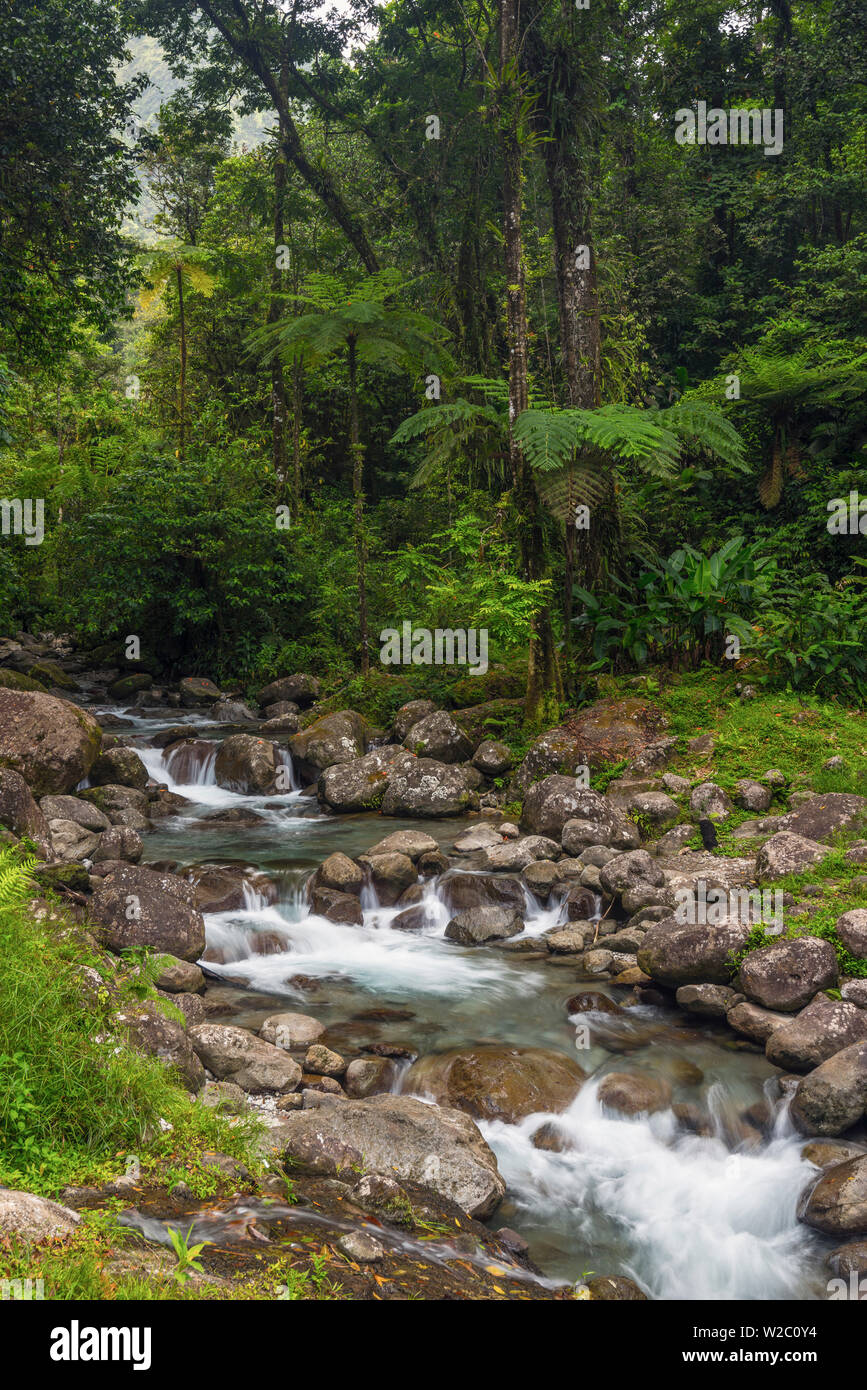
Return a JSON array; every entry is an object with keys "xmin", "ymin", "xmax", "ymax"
[{"xmin": 165, "ymin": 740, "xmax": 218, "ymax": 786}]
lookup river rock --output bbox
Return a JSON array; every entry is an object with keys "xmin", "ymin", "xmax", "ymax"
[
  {"xmin": 600, "ymin": 849, "xmax": 665, "ymax": 899},
  {"xmin": 776, "ymin": 794, "xmax": 867, "ymax": 844},
  {"xmin": 676, "ymin": 983, "xmax": 739, "ymax": 1017},
  {"xmin": 472, "ymin": 740, "xmax": 512, "ymax": 776},
  {"xmin": 343, "ymin": 1057, "xmax": 397, "ymax": 1098},
  {"xmin": 179, "ymin": 676, "xmax": 222, "ymax": 706},
  {"xmin": 316, "ymin": 852, "xmax": 364, "ymax": 895},
  {"xmin": 726, "ymin": 1000, "xmax": 789, "ymax": 1044},
  {"xmin": 88, "ymin": 863, "xmax": 206, "ymax": 961},
  {"xmin": 367, "ymin": 830, "xmax": 439, "ymax": 861},
  {"xmin": 735, "ymin": 779, "xmax": 772, "ymax": 813},
  {"xmin": 527, "ymin": 786, "xmax": 639, "ymax": 849},
  {"xmin": 309, "ymin": 885, "xmax": 364, "ymax": 924},
  {"xmin": 478, "ymin": 835, "xmax": 560, "ymax": 871},
  {"xmin": 406, "ymin": 1046, "xmax": 585, "ymax": 1122},
  {"xmin": 305, "ymin": 1044, "xmax": 346, "ymax": 1077},
  {"xmin": 0, "ymin": 768, "xmax": 51, "ymax": 856},
  {"xmin": 114, "ymin": 1000, "xmax": 205, "ymax": 1092},
  {"xmin": 766, "ymin": 996, "xmax": 867, "ymax": 1073},
  {"xmin": 0, "ymin": 1189, "xmax": 80, "ymax": 1243},
  {"xmin": 275, "ymin": 1092, "xmax": 505, "ymax": 1218},
  {"xmin": 597, "ymin": 1071, "xmax": 673, "ymax": 1115},
  {"xmin": 392, "ymin": 700, "xmax": 439, "ymax": 741},
  {"xmin": 214, "ymin": 734, "xmax": 279, "ymax": 794},
  {"xmin": 438, "ymin": 872, "xmax": 524, "ymax": 913},
  {"xmin": 39, "ymin": 794, "xmax": 109, "ymax": 832},
  {"xmin": 638, "ymin": 914, "xmax": 750, "ymax": 986},
  {"xmin": 89, "ymin": 746, "xmax": 149, "ymax": 791},
  {"xmin": 358, "ymin": 851, "xmax": 416, "ymax": 905},
  {"xmin": 836, "ymin": 910, "xmax": 867, "ymax": 959},
  {"xmin": 257, "ymin": 674, "xmax": 320, "ymax": 708},
  {"xmin": 289, "ymin": 710, "xmax": 370, "ymax": 780},
  {"xmin": 755, "ymin": 832, "xmax": 830, "ymax": 880},
  {"xmin": 799, "ymin": 1156, "xmax": 867, "ymax": 1236},
  {"xmin": 444, "ymin": 906, "xmax": 524, "ymax": 945},
  {"xmin": 689, "ymin": 782, "xmax": 732, "ymax": 820},
  {"xmin": 627, "ymin": 791, "xmax": 679, "ymax": 826},
  {"xmin": 93, "ymin": 826, "xmax": 143, "ymax": 864},
  {"xmin": 739, "ymin": 937, "xmax": 839, "ymax": 1012},
  {"xmin": 0, "ymin": 690, "xmax": 102, "ymax": 795},
  {"xmin": 827, "ymin": 1242, "xmax": 867, "ymax": 1279},
  {"xmin": 509, "ymin": 726, "xmax": 593, "ymax": 796},
  {"xmin": 843, "ymin": 980, "xmax": 867, "ymax": 1008},
  {"xmin": 190, "ymin": 1023, "xmax": 302, "ymax": 1093},
  {"xmin": 108, "ymin": 673, "xmax": 152, "ymax": 701},
  {"xmin": 791, "ymin": 1042, "xmax": 867, "ymax": 1136},
  {"xmin": 48, "ymin": 818, "xmax": 100, "ymax": 861},
  {"xmin": 261, "ymin": 1013, "xmax": 325, "ymax": 1048},
  {"xmin": 546, "ymin": 922, "xmax": 595, "ymax": 953},
  {"xmin": 522, "ymin": 860, "xmax": 561, "ymax": 901},
  {"xmin": 380, "ymin": 758, "xmax": 471, "ymax": 818},
  {"xmin": 318, "ymin": 745, "xmax": 407, "ymax": 811},
  {"xmin": 404, "ymin": 710, "xmax": 472, "ymax": 763},
  {"xmin": 188, "ymin": 864, "xmax": 277, "ymax": 913},
  {"xmin": 156, "ymin": 956, "xmax": 205, "ymax": 994}
]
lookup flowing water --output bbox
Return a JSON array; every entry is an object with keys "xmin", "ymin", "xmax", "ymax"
[{"xmin": 104, "ymin": 705, "xmax": 834, "ymax": 1299}]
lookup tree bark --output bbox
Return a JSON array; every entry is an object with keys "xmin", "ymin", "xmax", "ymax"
[
  {"xmin": 347, "ymin": 335, "xmax": 369, "ymax": 676},
  {"xmin": 499, "ymin": 0, "xmax": 561, "ymax": 728},
  {"xmin": 176, "ymin": 261, "xmax": 186, "ymax": 458}
]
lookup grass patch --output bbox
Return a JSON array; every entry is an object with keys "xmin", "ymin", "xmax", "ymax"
[{"xmin": 0, "ymin": 846, "xmax": 262, "ymax": 1197}]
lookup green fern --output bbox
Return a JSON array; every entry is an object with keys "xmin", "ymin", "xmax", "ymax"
[{"xmin": 0, "ymin": 850, "xmax": 38, "ymax": 910}]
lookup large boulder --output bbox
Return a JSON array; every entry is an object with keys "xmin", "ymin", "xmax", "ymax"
[
  {"xmin": 836, "ymin": 910, "xmax": 867, "ymax": 960},
  {"xmin": 522, "ymin": 778, "xmax": 639, "ymax": 844},
  {"xmin": 358, "ymin": 851, "xmax": 416, "ymax": 906},
  {"xmin": 739, "ymin": 937, "xmax": 839, "ymax": 1012},
  {"xmin": 0, "ymin": 1189, "xmax": 80, "ymax": 1243},
  {"xmin": 260, "ymin": 1013, "xmax": 325, "ymax": 1048},
  {"xmin": 189, "ymin": 1023, "xmax": 302, "ymax": 1093},
  {"xmin": 93, "ymin": 826, "xmax": 143, "ymax": 864},
  {"xmin": 444, "ymin": 907, "xmax": 524, "ymax": 945},
  {"xmin": 79, "ymin": 784, "xmax": 149, "ymax": 827},
  {"xmin": 275, "ymin": 1093, "xmax": 505, "ymax": 1218},
  {"xmin": 405, "ymin": 1046, "xmax": 585, "ymax": 1123},
  {"xmin": 404, "ymin": 710, "xmax": 472, "ymax": 764},
  {"xmin": 799, "ymin": 1156, "xmax": 867, "ymax": 1236},
  {"xmin": 380, "ymin": 758, "xmax": 471, "ymax": 818},
  {"xmin": 766, "ymin": 996, "xmax": 867, "ymax": 1073},
  {"xmin": 776, "ymin": 794, "xmax": 867, "ymax": 845},
  {"xmin": 791, "ymin": 1042, "xmax": 867, "ymax": 1136},
  {"xmin": 689, "ymin": 783, "xmax": 732, "ymax": 820},
  {"xmin": 289, "ymin": 710, "xmax": 370, "ymax": 781},
  {"xmin": 315, "ymin": 852, "xmax": 364, "ymax": 896},
  {"xmin": 88, "ymin": 863, "xmax": 206, "ymax": 962},
  {"xmin": 599, "ymin": 849, "xmax": 665, "ymax": 899},
  {"xmin": 39, "ymin": 794, "xmax": 109, "ymax": 832},
  {"xmin": 179, "ymin": 676, "xmax": 222, "ymax": 706},
  {"xmin": 477, "ymin": 835, "xmax": 560, "ymax": 871},
  {"xmin": 637, "ymin": 914, "xmax": 750, "ymax": 986},
  {"xmin": 0, "ymin": 768, "xmax": 51, "ymax": 856},
  {"xmin": 392, "ymin": 700, "xmax": 438, "ymax": 742},
  {"xmin": 214, "ymin": 735, "xmax": 280, "ymax": 794},
  {"xmin": 366, "ymin": 830, "xmax": 439, "ymax": 861},
  {"xmin": 755, "ymin": 832, "xmax": 830, "ymax": 881},
  {"xmin": 257, "ymin": 674, "xmax": 320, "ymax": 708},
  {"xmin": 114, "ymin": 1001, "xmax": 205, "ymax": 1092},
  {"xmin": 317, "ymin": 745, "xmax": 406, "ymax": 812},
  {"xmin": 88, "ymin": 746, "xmax": 149, "ymax": 791},
  {"xmin": 597, "ymin": 1071, "xmax": 673, "ymax": 1116},
  {"xmin": 0, "ymin": 689, "xmax": 102, "ymax": 795},
  {"xmin": 520, "ymin": 700, "xmax": 668, "ymax": 783},
  {"xmin": 48, "ymin": 818, "xmax": 100, "ymax": 861},
  {"xmin": 726, "ymin": 1000, "xmax": 790, "ymax": 1045},
  {"xmin": 472, "ymin": 740, "xmax": 513, "ymax": 777},
  {"xmin": 438, "ymin": 872, "xmax": 525, "ymax": 914},
  {"xmin": 510, "ymin": 727, "xmax": 594, "ymax": 796}
]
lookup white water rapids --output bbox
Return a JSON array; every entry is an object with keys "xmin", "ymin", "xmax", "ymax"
[{"xmin": 129, "ymin": 724, "xmax": 830, "ymax": 1299}]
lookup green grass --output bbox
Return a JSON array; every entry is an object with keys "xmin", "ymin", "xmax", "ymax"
[{"xmin": 0, "ymin": 846, "xmax": 262, "ymax": 1196}]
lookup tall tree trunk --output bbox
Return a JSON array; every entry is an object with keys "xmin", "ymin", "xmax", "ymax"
[
  {"xmin": 269, "ymin": 62, "xmax": 290, "ymax": 498},
  {"xmin": 291, "ymin": 356, "xmax": 303, "ymax": 516},
  {"xmin": 176, "ymin": 262, "xmax": 186, "ymax": 458},
  {"xmin": 499, "ymin": 0, "xmax": 561, "ymax": 729},
  {"xmin": 347, "ymin": 335, "xmax": 369, "ymax": 676}
]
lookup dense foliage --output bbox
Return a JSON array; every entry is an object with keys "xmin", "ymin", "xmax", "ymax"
[{"xmin": 0, "ymin": 0, "xmax": 864, "ymax": 707}]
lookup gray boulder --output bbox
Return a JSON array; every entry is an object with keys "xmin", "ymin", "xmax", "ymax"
[
  {"xmin": 739, "ymin": 937, "xmax": 838, "ymax": 1012},
  {"xmin": 766, "ymin": 996, "xmax": 867, "ymax": 1073},
  {"xmin": 791, "ymin": 1041, "xmax": 867, "ymax": 1136},
  {"xmin": 214, "ymin": 734, "xmax": 280, "ymax": 794},
  {"xmin": 318, "ymin": 746, "xmax": 407, "ymax": 812},
  {"xmin": 0, "ymin": 768, "xmax": 51, "ymax": 856},
  {"xmin": 88, "ymin": 863, "xmax": 206, "ymax": 962},
  {"xmin": 190, "ymin": 1023, "xmax": 302, "ymax": 1093},
  {"xmin": 275, "ymin": 1092, "xmax": 506, "ymax": 1217},
  {"xmin": 799, "ymin": 1156, "xmax": 867, "ymax": 1236},
  {"xmin": 89, "ymin": 746, "xmax": 149, "ymax": 791},
  {"xmin": 755, "ymin": 832, "xmax": 830, "ymax": 881},
  {"xmin": 445, "ymin": 907, "xmax": 524, "ymax": 945},
  {"xmin": 404, "ymin": 710, "xmax": 472, "ymax": 764},
  {"xmin": 380, "ymin": 758, "xmax": 471, "ymax": 818},
  {"xmin": 638, "ymin": 914, "xmax": 750, "ymax": 986},
  {"xmin": 0, "ymin": 689, "xmax": 102, "ymax": 795},
  {"xmin": 836, "ymin": 910, "xmax": 867, "ymax": 959}
]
